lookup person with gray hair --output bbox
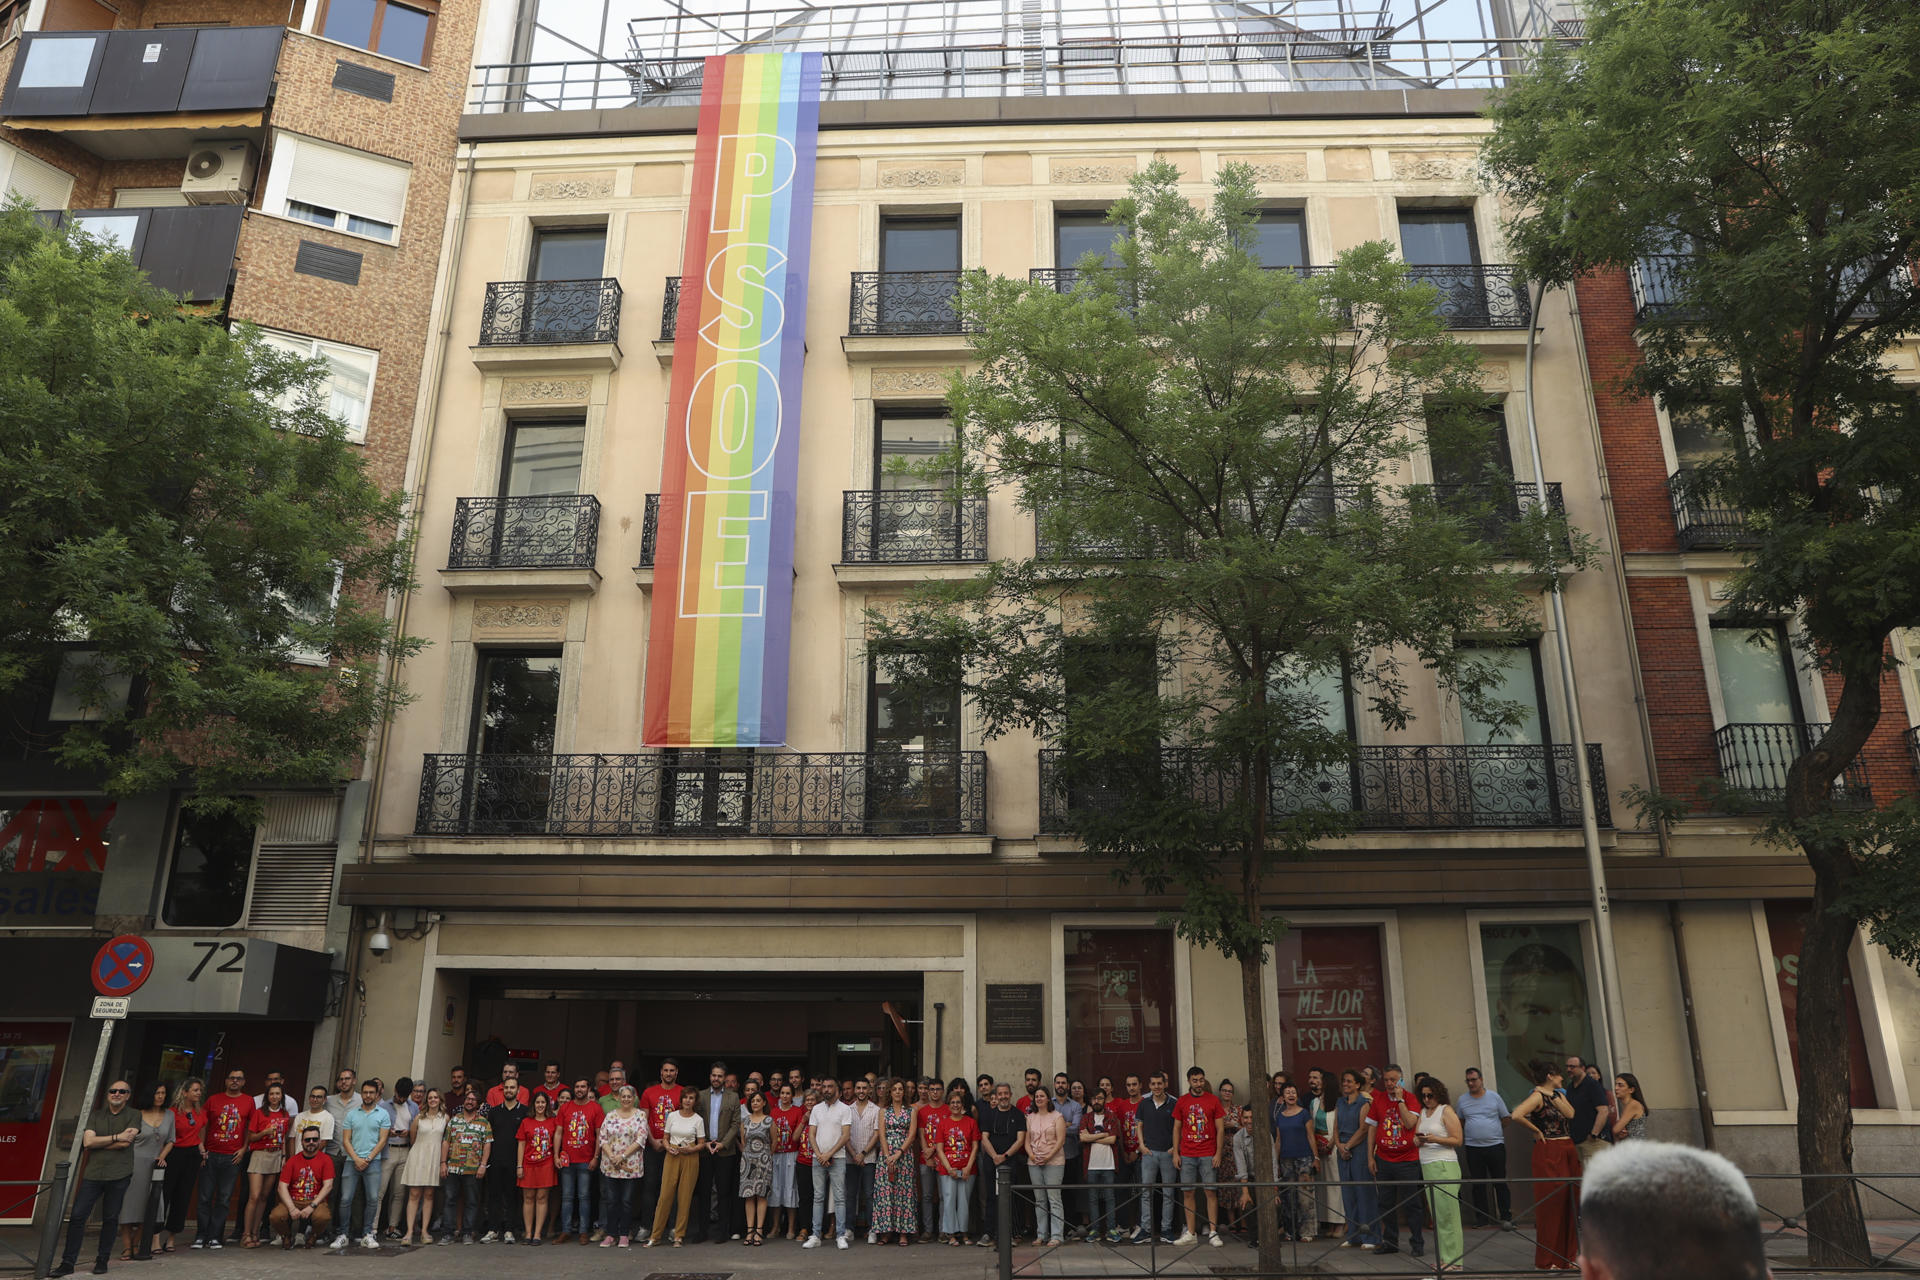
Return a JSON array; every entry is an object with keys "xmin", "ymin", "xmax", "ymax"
[{"xmin": 1578, "ymin": 1141, "xmax": 1770, "ymax": 1280}]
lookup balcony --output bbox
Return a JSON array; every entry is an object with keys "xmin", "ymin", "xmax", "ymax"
[
  {"xmin": 2, "ymin": 26, "xmax": 284, "ymax": 156},
  {"xmin": 842, "ymin": 490, "xmax": 987, "ymax": 564},
  {"xmin": 48, "ymin": 205, "xmax": 242, "ymax": 303},
  {"xmin": 1633, "ymin": 255, "xmax": 1912, "ymax": 326},
  {"xmin": 1039, "ymin": 742, "xmax": 1610, "ymax": 834},
  {"xmin": 1406, "ymin": 265, "xmax": 1532, "ymax": 330},
  {"xmin": 637, "ymin": 493, "xmax": 661, "ymax": 569},
  {"xmin": 415, "ymin": 750, "xmax": 988, "ymax": 837},
  {"xmin": 1034, "ymin": 483, "xmax": 1375, "ymax": 561},
  {"xmin": 1713, "ymin": 723, "xmax": 1872, "ymax": 808},
  {"xmin": 1422, "ymin": 480, "xmax": 1566, "ymax": 548},
  {"xmin": 447, "ymin": 495, "xmax": 600, "ymax": 571},
  {"xmin": 475, "ymin": 278, "xmax": 621, "ymax": 369},
  {"xmin": 1668, "ymin": 471, "xmax": 1757, "ymax": 552},
  {"xmin": 848, "ymin": 271, "xmax": 971, "ymax": 336},
  {"xmin": 1908, "ymin": 726, "xmax": 1919, "ymax": 776}
]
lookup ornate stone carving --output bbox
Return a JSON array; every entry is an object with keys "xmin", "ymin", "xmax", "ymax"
[
  {"xmin": 1050, "ymin": 160, "xmax": 1135, "ymax": 184},
  {"xmin": 530, "ymin": 173, "xmax": 615, "ymax": 200},
  {"xmin": 501, "ymin": 378, "xmax": 591, "ymax": 405},
  {"xmin": 1391, "ymin": 151, "xmax": 1476, "ymax": 182},
  {"xmin": 472, "ymin": 602, "xmax": 567, "ymax": 631},
  {"xmin": 1226, "ymin": 153, "xmax": 1308, "ymax": 183},
  {"xmin": 1479, "ymin": 364, "xmax": 1511, "ymax": 390},
  {"xmin": 879, "ymin": 163, "xmax": 964, "ymax": 188},
  {"xmin": 871, "ymin": 367, "xmax": 957, "ymax": 395}
]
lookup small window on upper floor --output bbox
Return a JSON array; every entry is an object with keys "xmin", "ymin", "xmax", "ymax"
[
  {"xmin": 317, "ymin": 0, "xmax": 437, "ymax": 66},
  {"xmin": 262, "ymin": 131, "xmax": 410, "ymax": 244},
  {"xmin": 161, "ymin": 807, "xmax": 257, "ymax": 928},
  {"xmin": 1055, "ymin": 209, "xmax": 1127, "ymax": 269},
  {"xmin": 46, "ymin": 650, "xmax": 133, "ymax": 723},
  {"xmin": 1251, "ymin": 210, "xmax": 1308, "ymax": 270},
  {"xmin": 257, "ymin": 328, "xmax": 378, "ymax": 444},
  {"xmin": 881, "ymin": 215, "xmax": 960, "ymax": 273},
  {"xmin": 1398, "ymin": 208, "xmax": 1482, "ymax": 266}
]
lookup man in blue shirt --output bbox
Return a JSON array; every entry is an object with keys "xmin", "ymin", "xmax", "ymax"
[
  {"xmin": 1131, "ymin": 1072, "xmax": 1178, "ymax": 1244},
  {"xmin": 330, "ymin": 1082, "xmax": 390, "ymax": 1249},
  {"xmin": 1456, "ymin": 1068, "xmax": 1511, "ymax": 1227}
]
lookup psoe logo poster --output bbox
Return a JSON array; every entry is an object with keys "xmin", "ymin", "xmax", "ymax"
[{"xmin": 644, "ymin": 52, "xmax": 822, "ymax": 749}]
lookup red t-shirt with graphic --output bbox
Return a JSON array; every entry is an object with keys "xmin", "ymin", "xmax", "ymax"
[
  {"xmin": 278, "ymin": 1151, "xmax": 334, "ymax": 1206},
  {"xmin": 1173, "ymin": 1091, "xmax": 1224, "ymax": 1158},
  {"xmin": 917, "ymin": 1103, "xmax": 946, "ymax": 1166},
  {"xmin": 772, "ymin": 1104, "xmax": 806, "ymax": 1155},
  {"xmin": 206, "ymin": 1093, "xmax": 256, "ymax": 1156},
  {"xmin": 558, "ymin": 1102, "xmax": 602, "ymax": 1163},
  {"xmin": 517, "ymin": 1116, "xmax": 558, "ymax": 1171},
  {"xmin": 934, "ymin": 1113, "xmax": 979, "ymax": 1176},
  {"xmin": 1366, "ymin": 1089, "xmax": 1420, "ymax": 1163},
  {"xmin": 248, "ymin": 1106, "xmax": 291, "ymax": 1153},
  {"xmin": 1108, "ymin": 1098, "xmax": 1140, "ymax": 1158},
  {"xmin": 640, "ymin": 1085, "xmax": 684, "ymax": 1140}
]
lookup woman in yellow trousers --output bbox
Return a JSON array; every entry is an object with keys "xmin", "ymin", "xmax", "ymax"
[
  {"xmin": 1415, "ymin": 1080, "xmax": 1466, "ymax": 1272},
  {"xmin": 646, "ymin": 1092, "xmax": 707, "ymax": 1246}
]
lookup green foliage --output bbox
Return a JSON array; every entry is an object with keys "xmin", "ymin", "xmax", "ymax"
[
  {"xmin": 869, "ymin": 162, "xmax": 1562, "ymax": 962},
  {"xmin": 0, "ymin": 203, "xmax": 420, "ymax": 798}
]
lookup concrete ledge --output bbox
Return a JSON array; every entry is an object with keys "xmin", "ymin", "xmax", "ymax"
[
  {"xmin": 470, "ymin": 340, "xmax": 621, "ymax": 373},
  {"xmin": 437, "ymin": 566, "xmax": 601, "ymax": 596}
]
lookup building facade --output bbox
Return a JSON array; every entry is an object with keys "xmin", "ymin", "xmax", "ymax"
[
  {"xmin": 337, "ymin": 0, "xmax": 1920, "ymax": 1173},
  {"xmin": 0, "ymin": 0, "xmax": 479, "ymax": 1212}
]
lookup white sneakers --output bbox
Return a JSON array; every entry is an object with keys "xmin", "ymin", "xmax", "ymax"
[
  {"xmin": 866, "ymin": 1231, "xmax": 877, "ymax": 1245},
  {"xmin": 328, "ymin": 1237, "xmax": 347, "ymax": 1251},
  {"xmin": 360, "ymin": 1234, "xmax": 379, "ymax": 1249},
  {"xmin": 836, "ymin": 1235, "xmax": 850, "ymax": 1250},
  {"xmin": 1208, "ymin": 1231, "xmax": 1223, "ymax": 1247},
  {"xmin": 1173, "ymin": 1231, "xmax": 1198, "ymax": 1245},
  {"xmin": 802, "ymin": 1236, "xmax": 822, "ymax": 1249}
]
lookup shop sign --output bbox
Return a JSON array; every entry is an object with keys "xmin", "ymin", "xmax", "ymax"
[
  {"xmin": 0, "ymin": 1022, "xmax": 70, "ymax": 1223},
  {"xmin": 1273, "ymin": 925, "xmax": 1390, "ymax": 1063},
  {"xmin": 0, "ymin": 798, "xmax": 114, "ymax": 927}
]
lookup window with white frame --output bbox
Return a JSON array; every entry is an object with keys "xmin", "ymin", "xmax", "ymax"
[
  {"xmin": 261, "ymin": 132, "xmax": 409, "ymax": 244},
  {"xmin": 256, "ymin": 329, "xmax": 377, "ymax": 443},
  {"xmin": 0, "ymin": 140, "xmax": 75, "ymax": 211}
]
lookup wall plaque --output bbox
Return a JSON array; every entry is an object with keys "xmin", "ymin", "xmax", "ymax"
[{"xmin": 985, "ymin": 982, "xmax": 1044, "ymax": 1043}]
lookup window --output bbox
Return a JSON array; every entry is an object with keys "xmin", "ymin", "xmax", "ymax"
[
  {"xmin": 1268, "ymin": 659, "xmax": 1356, "ymax": 813},
  {"xmin": 46, "ymin": 651, "xmax": 132, "ymax": 723},
  {"xmin": 1711, "ymin": 624, "xmax": 1801, "ymax": 725},
  {"xmin": 1460, "ymin": 643, "xmax": 1559, "ymax": 822},
  {"xmin": 317, "ymin": 0, "xmax": 435, "ymax": 65},
  {"xmin": 1764, "ymin": 900, "xmax": 1880, "ymax": 1108},
  {"xmin": 0, "ymin": 0, "xmax": 28, "ymax": 44},
  {"xmin": 0, "ymin": 141, "xmax": 74, "ymax": 211},
  {"xmin": 16, "ymin": 35, "xmax": 96, "ymax": 89},
  {"xmin": 1665, "ymin": 399, "xmax": 1736, "ymax": 470},
  {"xmin": 875, "ymin": 412, "xmax": 954, "ymax": 492},
  {"xmin": 1251, "ymin": 210, "xmax": 1308, "ymax": 270},
  {"xmin": 68, "ymin": 213, "xmax": 142, "ymax": 256},
  {"xmin": 161, "ymin": 807, "xmax": 256, "ymax": 928},
  {"xmin": 1429, "ymin": 405, "xmax": 1515, "ymax": 489},
  {"xmin": 1055, "ymin": 209, "xmax": 1127, "ymax": 269},
  {"xmin": 113, "ymin": 188, "xmax": 190, "ymax": 209},
  {"xmin": 866, "ymin": 649, "xmax": 963, "ymax": 830},
  {"xmin": 277, "ymin": 569, "xmax": 343, "ymax": 667},
  {"xmin": 257, "ymin": 330, "xmax": 377, "ymax": 443},
  {"xmin": 262, "ymin": 132, "xmax": 410, "ymax": 244},
  {"xmin": 1478, "ymin": 920, "xmax": 1599, "ymax": 1106},
  {"xmin": 469, "ymin": 651, "xmax": 561, "ymax": 756},
  {"xmin": 867, "ymin": 651, "xmax": 960, "ymax": 754},
  {"xmin": 523, "ymin": 229, "xmax": 607, "ymax": 339},
  {"xmin": 501, "ymin": 420, "xmax": 585, "ymax": 497},
  {"xmin": 1398, "ymin": 209, "xmax": 1481, "ymax": 266},
  {"xmin": 880, "ymin": 215, "xmax": 960, "ymax": 273},
  {"xmin": 1064, "ymin": 928, "xmax": 1178, "ymax": 1090},
  {"xmin": 1273, "ymin": 925, "xmax": 1390, "ymax": 1060},
  {"xmin": 530, "ymin": 227, "xmax": 606, "ymax": 282}
]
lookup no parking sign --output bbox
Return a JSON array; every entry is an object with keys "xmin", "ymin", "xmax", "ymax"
[{"xmin": 90, "ymin": 934, "xmax": 154, "ymax": 998}]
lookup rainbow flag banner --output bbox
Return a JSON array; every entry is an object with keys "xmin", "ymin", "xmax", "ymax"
[{"xmin": 643, "ymin": 52, "xmax": 821, "ymax": 747}]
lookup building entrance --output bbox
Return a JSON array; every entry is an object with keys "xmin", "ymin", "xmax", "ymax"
[{"xmin": 464, "ymin": 969, "xmax": 922, "ymax": 1088}]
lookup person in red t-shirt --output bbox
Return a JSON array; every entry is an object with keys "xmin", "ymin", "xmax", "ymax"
[
  {"xmin": 1172, "ymin": 1067, "xmax": 1225, "ymax": 1245},
  {"xmin": 1365, "ymin": 1065, "xmax": 1424, "ymax": 1256},
  {"xmin": 769, "ymin": 1084, "xmax": 806, "ymax": 1241},
  {"xmin": 158, "ymin": 1079, "xmax": 206, "ymax": 1254},
  {"xmin": 932, "ymin": 1088, "xmax": 979, "ymax": 1245},
  {"xmin": 271, "ymin": 1128, "xmax": 336, "ymax": 1248},
  {"xmin": 555, "ymin": 1083, "xmax": 602, "ymax": 1242},
  {"xmin": 913, "ymin": 1079, "xmax": 944, "ymax": 1242},
  {"xmin": 534, "ymin": 1064, "xmax": 566, "ymax": 1110},
  {"xmin": 198, "ymin": 1069, "xmax": 257, "ymax": 1248},
  {"xmin": 636, "ymin": 1061, "xmax": 684, "ymax": 1233},
  {"xmin": 516, "ymin": 1092, "xmax": 560, "ymax": 1241},
  {"xmin": 485, "ymin": 1064, "xmax": 526, "ymax": 1109},
  {"xmin": 242, "ymin": 1084, "xmax": 292, "ymax": 1246}
]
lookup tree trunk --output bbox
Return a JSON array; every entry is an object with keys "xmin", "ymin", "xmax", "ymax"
[
  {"xmin": 1785, "ymin": 672, "xmax": 1877, "ymax": 1266},
  {"xmin": 1241, "ymin": 941, "xmax": 1283, "ymax": 1276}
]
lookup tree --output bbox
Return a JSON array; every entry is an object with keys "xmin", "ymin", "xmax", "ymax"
[
  {"xmin": 0, "ymin": 204, "xmax": 420, "ymax": 802},
  {"xmin": 869, "ymin": 161, "xmax": 1567, "ymax": 1267},
  {"xmin": 1482, "ymin": 0, "xmax": 1920, "ymax": 1261}
]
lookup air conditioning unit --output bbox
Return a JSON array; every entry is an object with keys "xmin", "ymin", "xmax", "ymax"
[{"xmin": 180, "ymin": 140, "xmax": 257, "ymax": 205}]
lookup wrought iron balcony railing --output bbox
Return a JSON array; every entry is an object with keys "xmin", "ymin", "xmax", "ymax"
[
  {"xmin": 1405, "ymin": 264, "xmax": 1532, "ymax": 329},
  {"xmin": 638, "ymin": 493, "xmax": 661, "ymax": 567},
  {"xmin": 479, "ymin": 278, "xmax": 621, "ymax": 346},
  {"xmin": 1034, "ymin": 483, "xmax": 1375, "ymax": 561},
  {"xmin": 1420, "ymin": 480, "xmax": 1566, "ymax": 546},
  {"xmin": 1030, "ymin": 264, "xmax": 1343, "ymax": 314},
  {"xmin": 842, "ymin": 490, "xmax": 988, "ymax": 563},
  {"xmin": 1908, "ymin": 726, "xmax": 1920, "ymax": 777},
  {"xmin": 1633, "ymin": 255, "xmax": 1912, "ymax": 327},
  {"xmin": 661, "ymin": 276, "xmax": 681, "ymax": 340},
  {"xmin": 447, "ymin": 495, "xmax": 600, "ymax": 570},
  {"xmin": 1039, "ymin": 742, "xmax": 1609, "ymax": 833},
  {"xmin": 849, "ymin": 271, "xmax": 973, "ymax": 336},
  {"xmin": 1668, "ymin": 471, "xmax": 1757, "ymax": 552},
  {"xmin": 1713, "ymin": 722, "xmax": 1872, "ymax": 807},
  {"xmin": 416, "ymin": 750, "xmax": 987, "ymax": 837}
]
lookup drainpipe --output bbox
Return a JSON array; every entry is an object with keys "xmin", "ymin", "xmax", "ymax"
[{"xmin": 1522, "ymin": 280, "xmax": 1631, "ymax": 1075}]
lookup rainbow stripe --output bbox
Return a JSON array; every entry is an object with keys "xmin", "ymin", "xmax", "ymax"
[{"xmin": 643, "ymin": 52, "xmax": 821, "ymax": 747}]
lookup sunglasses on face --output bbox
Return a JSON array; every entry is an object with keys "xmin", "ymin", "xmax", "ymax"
[{"xmin": 108, "ymin": 1088, "xmax": 130, "ymax": 1094}]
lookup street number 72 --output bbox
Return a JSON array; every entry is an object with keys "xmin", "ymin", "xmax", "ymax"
[{"xmin": 188, "ymin": 941, "xmax": 245, "ymax": 980}]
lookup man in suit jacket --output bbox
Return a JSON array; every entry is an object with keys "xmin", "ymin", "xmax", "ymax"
[{"xmin": 689, "ymin": 1062, "xmax": 742, "ymax": 1243}]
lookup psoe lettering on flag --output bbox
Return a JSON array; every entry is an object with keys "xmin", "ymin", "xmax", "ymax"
[{"xmin": 643, "ymin": 52, "xmax": 822, "ymax": 748}]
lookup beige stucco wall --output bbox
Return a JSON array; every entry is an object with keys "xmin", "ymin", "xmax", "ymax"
[
  {"xmin": 1679, "ymin": 901, "xmax": 1788, "ymax": 1112},
  {"xmin": 976, "ymin": 911, "xmax": 1054, "ymax": 1084},
  {"xmin": 1398, "ymin": 910, "xmax": 1483, "ymax": 1076}
]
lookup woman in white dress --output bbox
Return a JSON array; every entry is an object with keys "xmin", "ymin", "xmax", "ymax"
[{"xmin": 400, "ymin": 1090, "xmax": 450, "ymax": 1245}]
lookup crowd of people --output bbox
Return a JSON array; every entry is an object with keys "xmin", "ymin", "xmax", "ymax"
[{"xmin": 48, "ymin": 1052, "xmax": 1651, "ymax": 1276}]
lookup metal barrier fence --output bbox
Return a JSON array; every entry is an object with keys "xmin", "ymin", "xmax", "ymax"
[{"xmin": 975, "ymin": 1169, "xmax": 1920, "ymax": 1278}]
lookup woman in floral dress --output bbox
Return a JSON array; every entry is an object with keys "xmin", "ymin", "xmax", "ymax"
[
  {"xmin": 596, "ymin": 1086, "xmax": 649, "ymax": 1248},
  {"xmin": 737, "ymin": 1092, "xmax": 774, "ymax": 1245},
  {"xmin": 872, "ymin": 1079, "xmax": 919, "ymax": 1244}
]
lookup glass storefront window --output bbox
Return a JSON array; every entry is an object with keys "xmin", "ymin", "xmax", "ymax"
[
  {"xmin": 1064, "ymin": 928, "xmax": 1176, "ymax": 1090},
  {"xmin": 1763, "ymin": 900, "xmax": 1879, "ymax": 1108},
  {"xmin": 1273, "ymin": 925, "xmax": 1390, "ymax": 1067},
  {"xmin": 1478, "ymin": 921, "xmax": 1598, "ymax": 1106},
  {"xmin": 161, "ymin": 809, "xmax": 256, "ymax": 928}
]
